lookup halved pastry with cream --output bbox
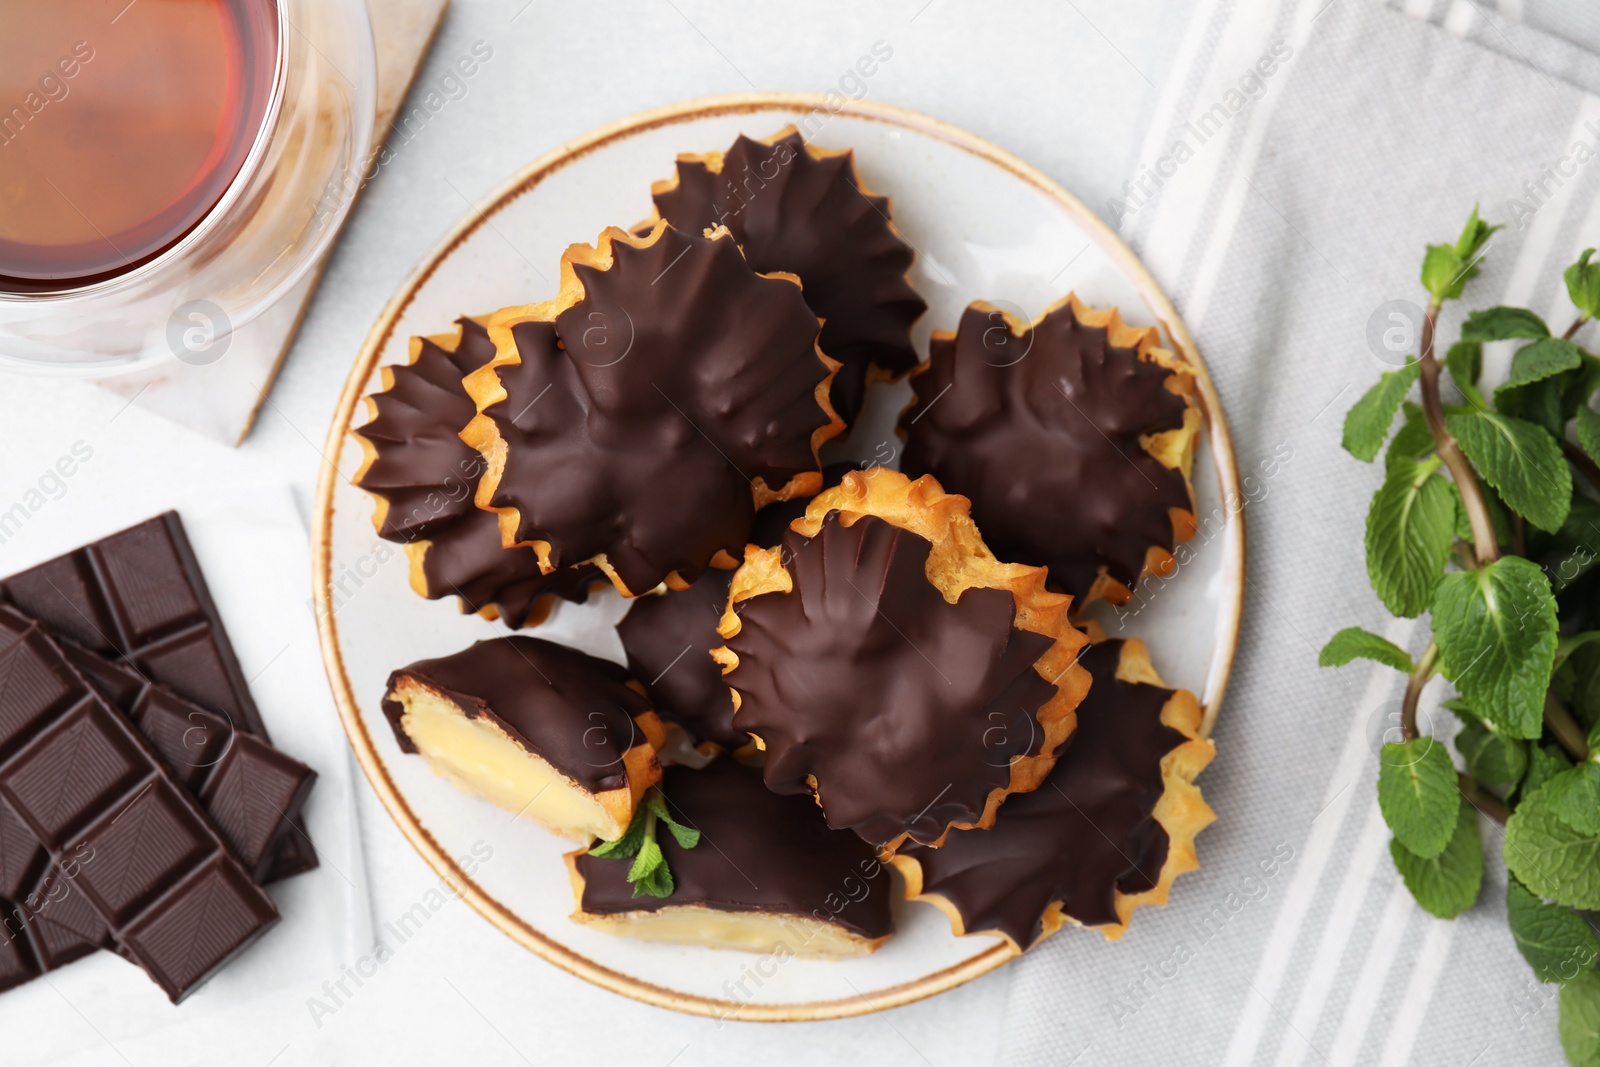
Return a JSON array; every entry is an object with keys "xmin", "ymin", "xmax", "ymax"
[
  {"xmin": 566, "ymin": 760, "xmax": 893, "ymax": 957},
  {"xmin": 382, "ymin": 637, "xmax": 665, "ymax": 842}
]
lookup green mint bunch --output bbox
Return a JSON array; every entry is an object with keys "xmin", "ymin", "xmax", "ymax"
[
  {"xmin": 586, "ymin": 789, "xmax": 702, "ymax": 898},
  {"xmin": 1322, "ymin": 209, "xmax": 1600, "ymax": 1065}
]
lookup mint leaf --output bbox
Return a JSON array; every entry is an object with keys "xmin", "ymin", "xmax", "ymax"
[
  {"xmin": 1524, "ymin": 745, "xmax": 1577, "ymax": 804},
  {"xmin": 1422, "ymin": 207, "xmax": 1498, "ymax": 302},
  {"xmin": 1566, "ymin": 248, "xmax": 1600, "ymax": 320},
  {"xmin": 1445, "ymin": 341, "xmax": 1489, "ymax": 409},
  {"xmin": 1431, "ymin": 557, "xmax": 1558, "ymax": 739},
  {"xmin": 1560, "ymin": 970, "xmax": 1600, "ymax": 1067},
  {"xmin": 1344, "ymin": 362, "xmax": 1421, "ymax": 461},
  {"xmin": 1578, "ymin": 406, "xmax": 1600, "ymax": 470},
  {"xmin": 645, "ymin": 794, "xmax": 702, "ymax": 849},
  {"xmin": 1450, "ymin": 707, "xmax": 1528, "ymax": 788},
  {"xmin": 1570, "ymin": 644, "xmax": 1600, "ymax": 730},
  {"xmin": 1319, "ymin": 627, "xmax": 1413, "ymax": 672},
  {"xmin": 588, "ymin": 806, "xmax": 648, "ymax": 857},
  {"xmin": 1366, "ymin": 457, "xmax": 1456, "ymax": 617},
  {"xmin": 632, "ymin": 859, "xmax": 674, "ymax": 899},
  {"xmin": 627, "ymin": 828, "xmax": 665, "ymax": 885},
  {"xmin": 1390, "ymin": 804, "xmax": 1483, "ymax": 917},
  {"xmin": 1378, "ymin": 738, "xmax": 1461, "ymax": 858},
  {"xmin": 1505, "ymin": 785, "xmax": 1600, "ymax": 909},
  {"xmin": 1508, "ymin": 876, "xmax": 1600, "ymax": 984},
  {"xmin": 1462, "ymin": 307, "xmax": 1550, "ymax": 342},
  {"xmin": 1386, "ymin": 403, "xmax": 1435, "ymax": 474},
  {"xmin": 1501, "ymin": 338, "xmax": 1584, "ymax": 387},
  {"xmin": 1544, "ymin": 761, "xmax": 1600, "ymax": 835},
  {"xmin": 1445, "ymin": 411, "xmax": 1572, "ymax": 533},
  {"xmin": 1495, "ymin": 338, "xmax": 1585, "ymax": 436}
]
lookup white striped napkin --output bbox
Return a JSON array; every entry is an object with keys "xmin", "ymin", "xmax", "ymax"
[{"xmin": 1000, "ymin": 1, "xmax": 1600, "ymax": 1064}]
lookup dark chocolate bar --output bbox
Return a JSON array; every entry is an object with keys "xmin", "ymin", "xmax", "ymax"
[
  {"xmin": 0, "ymin": 607, "xmax": 279, "ymax": 1002},
  {"xmin": 0, "ymin": 511, "xmax": 317, "ymax": 879},
  {"xmin": 0, "ymin": 637, "xmax": 317, "ymax": 991},
  {"xmin": 64, "ymin": 646, "xmax": 317, "ymax": 883}
]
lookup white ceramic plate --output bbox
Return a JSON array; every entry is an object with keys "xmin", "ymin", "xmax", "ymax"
[{"xmin": 313, "ymin": 93, "xmax": 1244, "ymax": 1021}]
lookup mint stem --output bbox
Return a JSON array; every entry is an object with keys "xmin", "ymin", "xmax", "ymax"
[
  {"xmin": 1562, "ymin": 438, "xmax": 1600, "ymax": 497},
  {"xmin": 1564, "ymin": 313, "xmax": 1590, "ymax": 341},
  {"xmin": 1458, "ymin": 774, "xmax": 1509, "ymax": 824},
  {"xmin": 1417, "ymin": 301, "xmax": 1499, "ymax": 563},
  {"xmin": 1401, "ymin": 640, "xmax": 1440, "ymax": 740},
  {"xmin": 1544, "ymin": 690, "xmax": 1591, "ymax": 761}
]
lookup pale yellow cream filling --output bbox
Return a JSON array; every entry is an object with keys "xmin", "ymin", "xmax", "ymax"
[{"xmin": 397, "ymin": 686, "xmax": 624, "ymax": 842}]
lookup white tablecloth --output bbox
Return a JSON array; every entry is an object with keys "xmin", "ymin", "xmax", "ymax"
[{"xmin": 1, "ymin": 1, "xmax": 1595, "ymax": 1064}]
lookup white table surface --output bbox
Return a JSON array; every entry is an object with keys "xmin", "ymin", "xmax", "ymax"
[{"xmin": 0, "ymin": 1, "xmax": 1471, "ymax": 1063}]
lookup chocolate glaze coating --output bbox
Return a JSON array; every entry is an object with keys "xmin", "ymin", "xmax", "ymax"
[
  {"xmin": 901, "ymin": 640, "xmax": 1183, "ymax": 947},
  {"xmin": 726, "ymin": 513, "xmax": 1058, "ymax": 848},
  {"xmin": 615, "ymin": 464, "xmax": 854, "ymax": 749},
  {"xmin": 576, "ymin": 760, "xmax": 893, "ymax": 939},
  {"xmin": 382, "ymin": 636, "xmax": 653, "ymax": 794},
  {"xmin": 651, "ymin": 131, "xmax": 925, "ymax": 424},
  {"xmin": 483, "ymin": 227, "xmax": 833, "ymax": 594},
  {"xmin": 354, "ymin": 318, "xmax": 600, "ymax": 625},
  {"xmin": 901, "ymin": 302, "xmax": 1190, "ymax": 601}
]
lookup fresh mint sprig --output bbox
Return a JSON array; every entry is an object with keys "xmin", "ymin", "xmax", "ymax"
[
  {"xmin": 586, "ymin": 789, "xmax": 702, "ymax": 898},
  {"xmin": 1326, "ymin": 211, "xmax": 1600, "ymax": 1065}
]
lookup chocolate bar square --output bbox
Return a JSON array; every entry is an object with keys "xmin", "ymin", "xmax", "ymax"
[{"xmin": 0, "ymin": 608, "xmax": 278, "ymax": 1002}]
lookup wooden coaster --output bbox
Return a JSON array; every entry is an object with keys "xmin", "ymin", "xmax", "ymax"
[{"xmin": 97, "ymin": 0, "xmax": 452, "ymax": 446}]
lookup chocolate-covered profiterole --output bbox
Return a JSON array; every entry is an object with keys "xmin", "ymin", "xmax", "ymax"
[
  {"xmin": 716, "ymin": 468, "xmax": 1091, "ymax": 852},
  {"xmin": 354, "ymin": 317, "xmax": 602, "ymax": 627},
  {"xmin": 462, "ymin": 222, "xmax": 843, "ymax": 597},
  {"xmin": 892, "ymin": 636, "xmax": 1215, "ymax": 952},
  {"xmin": 568, "ymin": 760, "xmax": 893, "ymax": 957},
  {"xmin": 615, "ymin": 464, "xmax": 853, "ymax": 751},
  {"xmin": 900, "ymin": 295, "xmax": 1199, "ymax": 605},
  {"xmin": 383, "ymin": 637, "xmax": 666, "ymax": 842},
  {"xmin": 647, "ymin": 128, "xmax": 925, "ymax": 424}
]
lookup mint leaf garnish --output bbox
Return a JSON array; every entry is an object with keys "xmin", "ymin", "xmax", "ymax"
[
  {"xmin": 1445, "ymin": 411, "xmax": 1572, "ymax": 533},
  {"xmin": 587, "ymin": 808, "xmax": 647, "ymax": 858},
  {"xmin": 1378, "ymin": 738, "xmax": 1460, "ymax": 858},
  {"xmin": 627, "ymin": 829, "xmax": 665, "ymax": 885},
  {"xmin": 1365, "ymin": 456, "xmax": 1455, "ymax": 617},
  {"xmin": 1319, "ymin": 627, "xmax": 1413, "ymax": 672},
  {"xmin": 1508, "ymin": 876, "xmax": 1600, "ymax": 985},
  {"xmin": 1390, "ymin": 804, "xmax": 1482, "ymax": 918},
  {"xmin": 1432, "ymin": 557, "xmax": 1557, "ymax": 740},
  {"xmin": 1562, "ymin": 971, "xmax": 1600, "ymax": 1067},
  {"xmin": 1543, "ymin": 761, "xmax": 1600, "ymax": 835},
  {"xmin": 1344, "ymin": 361, "xmax": 1421, "ymax": 461},
  {"xmin": 1505, "ymin": 785, "xmax": 1600, "ymax": 909},
  {"xmin": 1462, "ymin": 307, "xmax": 1551, "ymax": 342},
  {"xmin": 645, "ymin": 793, "xmax": 702, "ymax": 849},
  {"xmin": 588, "ymin": 787, "xmax": 701, "ymax": 897}
]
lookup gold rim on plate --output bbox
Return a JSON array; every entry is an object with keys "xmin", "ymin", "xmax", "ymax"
[{"xmin": 311, "ymin": 91, "xmax": 1247, "ymax": 1022}]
